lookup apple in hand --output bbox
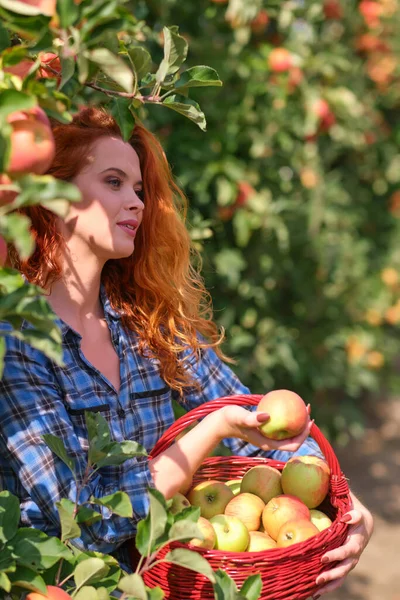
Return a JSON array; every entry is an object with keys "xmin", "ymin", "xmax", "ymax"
[
  {"xmin": 276, "ymin": 518, "xmax": 320, "ymax": 547},
  {"xmin": 170, "ymin": 492, "xmax": 191, "ymax": 515},
  {"xmin": 310, "ymin": 509, "xmax": 333, "ymax": 531},
  {"xmin": 247, "ymin": 531, "xmax": 277, "ymax": 552},
  {"xmin": 26, "ymin": 585, "xmax": 72, "ymax": 599},
  {"xmin": 240, "ymin": 465, "xmax": 283, "ymax": 504},
  {"xmin": 188, "ymin": 516, "xmax": 216, "ymax": 549},
  {"xmin": 210, "ymin": 514, "xmax": 250, "ymax": 552},
  {"xmin": 224, "ymin": 493, "xmax": 265, "ymax": 532},
  {"xmin": 226, "ymin": 479, "xmax": 242, "ymax": 496},
  {"xmin": 281, "ymin": 455, "xmax": 330, "ymax": 508},
  {"xmin": 256, "ymin": 389, "xmax": 308, "ymax": 440},
  {"xmin": 187, "ymin": 480, "xmax": 234, "ymax": 519},
  {"xmin": 262, "ymin": 494, "xmax": 310, "ymax": 540}
]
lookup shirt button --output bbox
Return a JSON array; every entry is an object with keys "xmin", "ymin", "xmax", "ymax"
[{"xmin": 117, "ymin": 408, "xmax": 125, "ymax": 418}]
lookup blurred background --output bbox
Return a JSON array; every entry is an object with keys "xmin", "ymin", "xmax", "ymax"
[{"xmin": 125, "ymin": 0, "xmax": 400, "ymax": 596}]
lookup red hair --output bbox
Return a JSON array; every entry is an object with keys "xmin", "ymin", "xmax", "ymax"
[{"xmin": 11, "ymin": 107, "xmax": 231, "ymax": 393}]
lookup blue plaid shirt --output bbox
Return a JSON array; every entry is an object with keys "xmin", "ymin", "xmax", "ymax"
[{"xmin": 0, "ymin": 286, "xmax": 322, "ymax": 572}]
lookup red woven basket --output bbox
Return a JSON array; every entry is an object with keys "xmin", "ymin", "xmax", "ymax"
[{"xmin": 138, "ymin": 394, "xmax": 352, "ymax": 600}]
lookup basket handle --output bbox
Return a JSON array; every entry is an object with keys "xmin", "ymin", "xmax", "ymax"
[{"xmin": 150, "ymin": 394, "xmax": 343, "ymax": 479}]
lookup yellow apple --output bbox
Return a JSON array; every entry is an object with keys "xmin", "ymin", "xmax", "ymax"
[
  {"xmin": 224, "ymin": 492, "xmax": 265, "ymax": 532},
  {"xmin": 187, "ymin": 480, "xmax": 234, "ymax": 520},
  {"xmin": 170, "ymin": 492, "xmax": 191, "ymax": 515},
  {"xmin": 262, "ymin": 494, "xmax": 310, "ymax": 540},
  {"xmin": 247, "ymin": 531, "xmax": 277, "ymax": 552},
  {"xmin": 188, "ymin": 516, "xmax": 216, "ymax": 549},
  {"xmin": 310, "ymin": 509, "xmax": 333, "ymax": 531},
  {"xmin": 276, "ymin": 518, "xmax": 320, "ymax": 547},
  {"xmin": 240, "ymin": 465, "xmax": 283, "ymax": 504},
  {"xmin": 281, "ymin": 455, "xmax": 330, "ymax": 508},
  {"xmin": 226, "ymin": 479, "xmax": 242, "ymax": 495},
  {"xmin": 257, "ymin": 389, "xmax": 308, "ymax": 440},
  {"xmin": 210, "ymin": 514, "xmax": 250, "ymax": 552}
]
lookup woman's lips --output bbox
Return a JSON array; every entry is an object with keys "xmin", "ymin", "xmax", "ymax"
[{"xmin": 117, "ymin": 223, "xmax": 137, "ymax": 237}]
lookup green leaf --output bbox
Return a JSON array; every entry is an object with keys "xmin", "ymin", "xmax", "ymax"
[
  {"xmin": 0, "ymin": 546, "xmax": 16, "ymax": 574},
  {"xmin": 0, "ymin": 572, "xmax": 11, "ymax": 592},
  {"xmin": 173, "ymin": 505, "xmax": 201, "ymax": 523},
  {"xmin": 0, "ymin": 213, "xmax": 33, "ymax": 260},
  {"xmin": 162, "ymin": 96, "xmax": 206, "ymax": 131},
  {"xmin": 168, "ymin": 519, "xmax": 203, "ymax": 543},
  {"xmin": 127, "ymin": 46, "xmax": 152, "ymax": 82},
  {"xmin": 156, "ymin": 26, "xmax": 188, "ymax": 83},
  {"xmin": 8, "ymin": 527, "xmax": 73, "ymax": 570},
  {"xmin": 56, "ymin": 499, "xmax": 82, "ymax": 542},
  {"xmin": 110, "ymin": 98, "xmax": 136, "ymax": 142},
  {"xmin": 74, "ymin": 557, "xmax": 110, "ymax": 589},
  {"xmin": 135, "ymin": 488, "xmax": 168, "ymax": 556},
  {"xmin": 0, "ymin": 22, "xmax": 10, "ymax": 52},
  {"xmin": 14, "ymin": 174, "xmax": 82, "ymax": 216},
  {"xmin": 76, "ymin": 505, "xmax": 102, "ymax": 526},
  {"xmin": 56, "ymin": 0, "xmax": 80, "ymax": 28},
  {"xmin": 118, "ymin": 573, "xmax": 147, "ymax": 599},
  {"xmin": 87, "ymin": 49, "xmax": 134, "ymax": 93},
  {"xmin": 213, "ymin": 569, "xmax": 240, "ymax": 600},
  {"xmin": 42, "ymin": 434, "xmax": 76, "ymax": 475},
  {"xmin": 7, "ymin": 566, "xmax": 47, "ymax": 594},
  {"xmin": 0, "ymin": 491, "xmax": 20, "ymax": 544},
  {"xmin": 146, "ymin": 588, "xmax": 165, "ymax": 600},
  {"xmin": 91, "ymin": 491, "xmax": 133, "ymax": 518},
  {"xmin": 59, "ymin": 56, "xmax": 76, "ymax": 90},
  {"xmin": 74, "ymin": 586, "xmax": 104, "ymax": 600},
  {"xmin": 240, "ymin": 574, "xmax": 262, "ymax": 600},
  {"xmin": 163, "ymin": 549, "xmax": 216, "ymax": 584},
  {"xmin": 175, "ymin": 66, "xmax": 222, "ymax": 91},
  {"xmin": 93, "ymin": 440, "xmax": 147, "ymax": 468},
  {"xmin": 0, "ymin": 90, "xmax": 36, "ymax": 121}
]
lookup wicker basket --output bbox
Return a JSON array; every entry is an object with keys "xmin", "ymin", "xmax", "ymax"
[{"xmin": 139, "ymin": 394, "xmax": 352, "ymax": 600}]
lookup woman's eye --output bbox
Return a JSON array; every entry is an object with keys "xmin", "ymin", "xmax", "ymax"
[{"xmin": 107, "ymin": 178, "xmax": 121, "ymax": 189}]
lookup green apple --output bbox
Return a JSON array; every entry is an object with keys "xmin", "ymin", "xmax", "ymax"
[
  {"xmin": 226, "ymin": 479, "xmax": 242, "ymax": 496},
  {"xmin": 310, "ymin": 509, "xmax": 333, "ymax": 531},
  {"xmin": 240, "ymin": 465, "xmax": 283, "ymax": 504},
  {"xmin": 281, "ymin": 455, "xmax": 330, "ymax": 508},
  {"xmin": 210, "ymin": 514, "xmax": 250, "ymax": 552},
  {"xmin": 170, "ymin": 492, "xmax": 191, "ymax": 515},
  {"xmin": 257, "ymin": 389, "xmax": 308, "ymax": 440},
  {"xmin": 187, "ymin": 480, "xmax": 234, "ymax": 519}
]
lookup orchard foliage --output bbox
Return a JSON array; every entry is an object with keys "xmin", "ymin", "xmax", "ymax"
[{"xmin": 137, "ymin": 0, "xmax": 400, "ymax": 442}]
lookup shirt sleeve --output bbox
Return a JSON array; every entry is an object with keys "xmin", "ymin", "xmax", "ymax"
[
  {"xmin": 179, "ymin": 340, "xmax": 324, "ymax": 461},
  {"xmin": 0, "ymin": 336, "xmax": 155, "ymax": 555}
]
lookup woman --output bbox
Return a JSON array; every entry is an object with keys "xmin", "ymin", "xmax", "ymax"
[{"xmin": 0, "ymin": 107, "xmax": 372, "ymax": 596}]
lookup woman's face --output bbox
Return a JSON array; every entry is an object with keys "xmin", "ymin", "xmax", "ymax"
[{"xmin": 61, "ymin": 135, "xmax": 145, "ymax": 261}]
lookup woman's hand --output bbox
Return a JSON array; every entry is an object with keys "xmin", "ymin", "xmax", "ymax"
[
  {"xmin": 218, "ymin": 404, "xmax": 313, "ymax": 453},
  {"xmin": 313, "ymin": 491, "xmax": 374, "ymax": 598}
]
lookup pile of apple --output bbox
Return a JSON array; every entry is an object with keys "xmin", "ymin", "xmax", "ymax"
[{"xmin": 172, "ymin": 390, "xmax": 333, "ymax": 553}]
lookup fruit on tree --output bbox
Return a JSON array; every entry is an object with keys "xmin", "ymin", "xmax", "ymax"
[
  {"xmin": 256, "ymin": 389, "xmax": 308, "ymax": 440},
  {"xmin": 310, "ymin": 509, "xmax": 333, "ymax": 531},
  {"xmin": 323, "ymin": 0, "xmax": 343, "ymax": 19},
  {"xmin": 240, "ymin": 465, "xmax": 283, "ymax": 504},
  {"xmin": 170, "ymin": 492, "xmax": 191, "ymax": 515},
  {"xmin": 6, "ymin": 107, "xmax": 55, "ymax": 175},
  {"xmin": 0, "ymin": 236, "xmax": 8, "ymax": 267},
  {"xmin": 187, "ymin": 480, "xmax": 234, "ymax": 519},
  {"xmin": 4, "ymin": 58, "xmax": 35, "ymax": 78},
  {"xmin": 38, "ymin": 52, "xmax": 62, "ymax": 84},
  {"xmin": 20, "ymin": 0, "xmax": 56, "ymax": 16},
  {"xmin": 281, "ymin": 456, "xmax": 330, "ymax": 508},
  {"xmin": 247, "ymin": 530, "xmax": 277, "ymax": 552},
  {"xmin": 250, "ymin": 10, "xmax": 269, "ymax": 35},
  {"xmin": 224, "ymin": 492, "xmax": 265, "ymax": 532},
  {"xmin": 268, "ymin": 48, "xmax": 292, "ymax": 72},
  {"xmin": 311, "ymin": 98, "xmax": 336, "ymax": 131},
  {"xmin": 0, "ymin": 174, "xmax": 18, "ymax": 206},
  {"xmin": 262, "ymin": 494, "xmax": 310, "ymax": 540},
  {"xmin": 276, "ymin": 518, "xmax": 320, "ymax": 547},
  {"xmin": 26, "ymin": 585, "xmax": 72, "ymax": 599},
  {"xmin": 210, "ymin": 514, "xmax": 250, "ymax": 552},
  {"xmin": 188, "ymin": 516, "xmax": 216, "ymax": 549}
]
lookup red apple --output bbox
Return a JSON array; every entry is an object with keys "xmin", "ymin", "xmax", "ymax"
[
  {"xmin": 240, "ymin": 465, "xmax": 283, "ymax": 504},
  {"xmin": 250, "ymin": 10, "xmax": 269, "ymax": 35},
  {"xmin": 311, "ymin": 98, "xmax": 336, "ymax": 131},
  {"xmin": 247, "ymin": 530, "xmax": 277, "ymax": 551},
  {"xmin": 268, "ymin": 48, "xmax": 292, "ymax": 73},
  {"xmin": 323, "ymin": 0, "xmax": 343, "ymax": 19},
  {"xmin": 188, "ymin": 516, "xmax": 216, "ymax": 550},
  {"xmin": 18, "ymin": 0, "xmax": 56, "ymax": 16},
  {"xmin": 288, "ymin": 66, "xmax": 304, "ymax": 92},
  {"xmin": 0, "ymin": 236, "xmax": 8, "ymax": 267},
  {"xmin": 0, "ymin": 174, "xmax": 18, "ymax": 206},
  {"xmin": 26, "ymin": 586, "xmax": 72, "ymax": 599},
  {"xmin": 38, "ymin": 52, "xmax": 62, "ymax": 84},
  {"xmin": 256, "ymin": 389, "xmax": 308, "ymax": 440},
  {"xmin": 210, "ymin": 514, "xmax": 250, "ymax": 552},
  {"xmin": 262, "ymin": 494, "xmax": 310, "ymax": 540},
  {"xmin": 3, "ymin": 58, "xmax": 35, "ymax": 78},
  {"xmin": 170, "ymin": 492, "xmax": 191, "ymax": 515},
  {"xmin": 281, "ymin": 455, "xmax": 330, "ymax": 508},
  {"xmin": 235, "ymin": 181, "xmax": 256, "ymax": 207},
  {"xmin": 6, "ymin": 107, "xmax": 55, "ymax": 175},
  {"xmin": 225, "ymin": 493, "xmax": 265, "ymax": 532},
  {"xmin": 359, "ymin": 1, "xmax": 383, "ymax": 28},
  {"xmin": 187, "ymin": 480, "xmax": 234, "ymax": 520},
  {"xmin": 276, "ymin": 518, "xmax": 320, "ymax": 547},
  {"xmin": 310, "ymin": 509, "xmax": 333, "ymax": 531}
]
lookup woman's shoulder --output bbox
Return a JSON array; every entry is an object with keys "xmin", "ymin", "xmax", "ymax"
[{"xmin": 0, "ymin": 319, "xmax": 53, "ymax": 365}]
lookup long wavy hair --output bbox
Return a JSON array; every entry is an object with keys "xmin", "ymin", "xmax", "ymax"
[{"xmin": 10, "ymin": 107, "xmax": 231, "ymax": 393}]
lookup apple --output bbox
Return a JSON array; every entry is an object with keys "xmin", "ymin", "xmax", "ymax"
[
  {"xmin": 276, "ymin": 518, "xmax": 320, "ymax": 547},
  {"xmin": 226, "ymin": 479, "xmax": 242, "ymax": 496},
  {"xmin": 38, "ymin": 52, "xmax": 62, "ymax": 84},
  {"xmin": 187, "ymin": 480, "xmax": 234, "ymax": 520},
  {"xmin": 281, "ymin": 455, "xmax": 330, "ymax": 508},
  {"xmin": 262, "ymin": 494, "xmax": 310, "ymax": 540},
  {"xmin": 250, "ymin": 10, "xmax": 269, "ymax": 35},
  {"xmin": 323, "ymin": 0, "xmax": 343, "ymax": 19},
  {"xmin": 359, "ymin": 0, "xmax": 382, "ymax": 28},
  {"xmin": 4, "ymin": 58, "xmax": 35, "ymax": 78},
  {"xmin": 169, "ymin": 492, "xmax": 191, "ymax": 515},
  {"xmin": 26, "ymin": 585, "xmax": 72, "ymax": 599},
  {"xmin": 268, "ymin": 48, "xmax": 292, "ymax": 73},
  {"xmin": 188, "ymin": 516, "xmax": 216, "ymax": 550},
  {"xmin": 224, "ymin": 493, "xmax": 265, "ymax": 532},
  {"xmin": 0, "ymin": 236, "xmax": 8, "ymax": 267},
  {"xmin": 210, "ymin": 514, "xmax": 250, "ymax": 552},
  {"xmin": 247, "ymin": 530, "xmax": 277, "ymax": 552},
  {"xmin": 256, "ymin": 389, "xmax": 308, "ymax": 440},
  {"xmin": 6, "ymin": 107, "xmax": 55, "ymax": 175},
  {"xmin": 311, "ymin": 99, "xmax": 336, "ymax": 131},
  {"xmin": 310, "ymin": 509, "xmax": 333, "ymax": 532},
  {"xmin": 240, "ymin": 465, "xmax": 283, "ymax": 504},
  {"xmin": 235, "ymin": 181, "xmax": 256, "ymax": 207},
  {"xmin": 0, "ymin": 174, "xmax": 18, "ymax": 206},
  {"xmin": 19, "ymin": 0, "xmax": 57, "ymax": 16}
]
